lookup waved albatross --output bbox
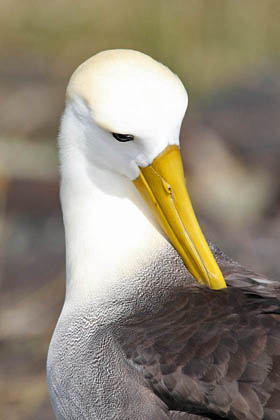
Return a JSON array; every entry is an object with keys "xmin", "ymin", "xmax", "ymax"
[{"xmin": 47, "ymin": 50, "xmax": 280, "ymax": 420}]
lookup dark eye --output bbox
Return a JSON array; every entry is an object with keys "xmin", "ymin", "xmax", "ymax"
[{"xmin": 112, "ymin": 133, "xmax": 134, "ymax": 142}]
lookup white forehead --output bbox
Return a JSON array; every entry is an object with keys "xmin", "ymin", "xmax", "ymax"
[{"xmin": 66, "ymin": 49, "xmax": 188, "ymax": 138}]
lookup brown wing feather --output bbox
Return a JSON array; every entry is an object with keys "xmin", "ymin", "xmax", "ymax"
[{"xmin": 119, "ymin": 269, "xmax": 280, "ymax": 420}]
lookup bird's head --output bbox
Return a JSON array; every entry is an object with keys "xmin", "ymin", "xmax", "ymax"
[{"xmin": 62, "ymin": 49, "xmax": 226, "ymax": 290}]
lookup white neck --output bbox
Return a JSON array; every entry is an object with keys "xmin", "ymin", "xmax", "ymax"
[{"xmin": 59, "ymin": 114, "xmax": 166, "ymax": 303}]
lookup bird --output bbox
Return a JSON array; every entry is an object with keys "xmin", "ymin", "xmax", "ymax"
[{"xmin": 47, "ymin": 49, "xmax": 280, "ymax": 420}]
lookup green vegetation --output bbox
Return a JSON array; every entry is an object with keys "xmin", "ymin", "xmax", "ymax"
[{"xmin": 2, "ymin": 0, "xmax": 280, "ymax": 97}]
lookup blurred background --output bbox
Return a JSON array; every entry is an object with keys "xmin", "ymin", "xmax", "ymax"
[{"xmin": 1, "ymin": 1, "xmax": 280, "ymax": 418}]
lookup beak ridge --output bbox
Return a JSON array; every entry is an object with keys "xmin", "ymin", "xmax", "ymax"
[{"xmin": 133, "ymin": 145, "xmax": 226, "ymax": 290}]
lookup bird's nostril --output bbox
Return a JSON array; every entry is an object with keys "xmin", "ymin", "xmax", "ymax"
[{"xmin": 162, "ymin": 178, "xmax": 173, "ymax": 196}]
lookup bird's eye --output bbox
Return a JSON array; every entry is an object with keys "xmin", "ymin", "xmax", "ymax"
[{"xmin": 112, "ymin": 133, "xmax": 134, "ymax": 142}]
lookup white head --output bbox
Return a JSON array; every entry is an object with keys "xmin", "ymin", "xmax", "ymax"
[
  {"xmin": 59, "ymin": 49, "xmax": 226, "ymax": 296},
  {"xmin": 62, "ymin": 49, "xmax": 188, "ymax": 180}
]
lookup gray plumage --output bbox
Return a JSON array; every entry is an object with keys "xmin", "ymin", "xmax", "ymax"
[{"xmin": 47, "ymin": 242, "xmax": 280, "ymax": 420}]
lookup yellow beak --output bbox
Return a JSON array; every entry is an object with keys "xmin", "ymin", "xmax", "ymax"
[{"xmin": 133, "ymin": 145, "xmax": 226, "ymax": 290}]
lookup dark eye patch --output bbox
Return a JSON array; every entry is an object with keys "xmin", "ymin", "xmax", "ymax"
[{"xmin": 112, "ymin": 133, "xmax": 134, "ymax": 142}]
